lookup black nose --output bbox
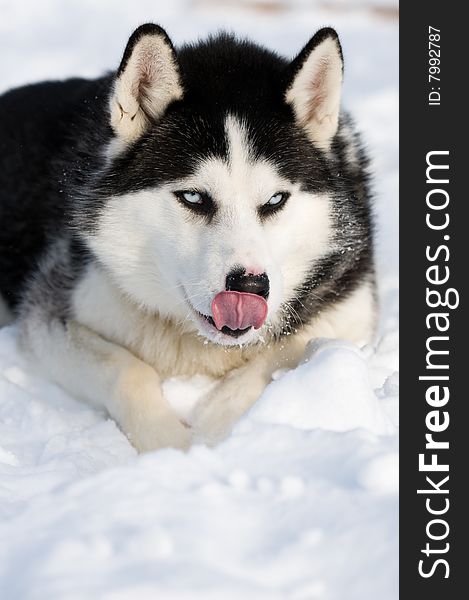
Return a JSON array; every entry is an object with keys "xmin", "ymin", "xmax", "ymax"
[{"xmin": 225, "ymin": 268, "xmax": 270, "ymax": 299}]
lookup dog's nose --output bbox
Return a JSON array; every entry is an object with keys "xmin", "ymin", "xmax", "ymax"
[{"xmin": 225, "ymin": 268, "xmax": 270, "ymax": 299}]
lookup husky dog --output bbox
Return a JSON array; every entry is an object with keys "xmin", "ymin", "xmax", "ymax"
[{"xmin": 0, "ymin": 24, "xmax": 376, "ymax": 451}]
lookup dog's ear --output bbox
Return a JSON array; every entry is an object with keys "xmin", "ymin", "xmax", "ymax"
[
  {"xmin": 109, "ymin": 24, "xmax": 183, "ymax": 144},
  {"xmin": 285, "ymin": 28, "xmax": 343, "ymax": 149}
]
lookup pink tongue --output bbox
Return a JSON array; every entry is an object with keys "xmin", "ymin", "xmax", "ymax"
[{"xmin": 211, "ymin": 291, "xmax": 268, "ymax": 331}]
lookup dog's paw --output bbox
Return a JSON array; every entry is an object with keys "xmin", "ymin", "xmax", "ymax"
[
  {"xmin": 190, "ymin": 389, "xmax": 240, "ymax": 447},
  {"xmin": 127, "ymin": 411, "xmax": 193, "ymax": 453},
  {"xmin": 190, "ymin": 367, "xmax": 269, "ymax": 447},
  {"xmin": 111, "ymin": 363, "xmax": 194, "ymax": 452},
  {"xmin": 191, "ymin": 412, "xmax": 230, "ymax": 448}
]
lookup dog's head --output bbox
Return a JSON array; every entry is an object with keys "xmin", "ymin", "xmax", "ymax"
[{"xmin": 84, "ymin": 24, "xmax": 360, "ymax": 346}]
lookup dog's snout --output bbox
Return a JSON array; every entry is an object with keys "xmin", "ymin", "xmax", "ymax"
[{"xmin": 225, "ymin": 268, "xmax": 270, "ymax": 299}]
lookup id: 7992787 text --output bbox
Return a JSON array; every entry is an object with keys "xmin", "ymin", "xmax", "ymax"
[{"xmin": 428, "ymin": 26, "xmax": 441, "ymax": 106}]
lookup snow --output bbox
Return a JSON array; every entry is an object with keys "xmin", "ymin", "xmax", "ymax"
[
  {"xmin": 0, "ymin": 1, "xmax": 398, "ymax": 598},
  {"xmin": 248, "ymin": 340, "xmax": 395, "ymax": 435}
]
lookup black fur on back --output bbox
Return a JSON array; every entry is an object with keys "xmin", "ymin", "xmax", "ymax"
[
  {"xmin": 0, "ymin": 76, "xmax": 111, "ymax": 306},
  {"xmin": 0, "ymin": 29, "xmax": 374, "ymax": 337}
]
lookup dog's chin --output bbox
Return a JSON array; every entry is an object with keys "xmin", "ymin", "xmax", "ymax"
[{"xmin": 188, "ymin": 304, "xmax": 261, "ymax": 347}]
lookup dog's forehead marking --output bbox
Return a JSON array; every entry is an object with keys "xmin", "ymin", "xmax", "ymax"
[
  {"xmin": 181, "ymin": 114, "xmax": 289, "ymax": 209},
  {"xmin": 165, "ymin": 114, "xmax": 294, "ymax": 213},
  {"xmin": 225, "ymin": 114, "xmax": 253, "ymax": 172}
]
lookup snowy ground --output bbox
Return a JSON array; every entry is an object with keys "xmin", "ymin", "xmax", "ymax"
[{"xmin": 0, "ymin": 1, "xmax": 398, "ymax": 599}]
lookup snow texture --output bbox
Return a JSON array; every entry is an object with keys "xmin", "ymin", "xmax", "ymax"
[{"xmin": 0, "ymin": 1, "xmax": 398, "ymax": 598}]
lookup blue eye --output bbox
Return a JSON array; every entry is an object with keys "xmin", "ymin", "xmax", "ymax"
[
  {"xmin": 181, "ymin": 191, "xmax": 202, "ymax": 204},
  {"xmin": 267, "ymin": 192, "xmax": 286, "ymax": 206},
  {"xmin": 259, "ymin": 192, "xmax": 290, "ymax": 218},
  {"xmin": 174, "ymin": 190, "xmax": 216, "ymax": 219}
]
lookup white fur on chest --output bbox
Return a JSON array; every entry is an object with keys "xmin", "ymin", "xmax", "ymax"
[{"xmin": 72, "ymin": 264, "xmax": 255, "ymax": 379}]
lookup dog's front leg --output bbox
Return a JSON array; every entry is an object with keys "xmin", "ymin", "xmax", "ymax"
[
  {"xmin": 191, "ymin": 357, "xmax": 271, "ymax": 446},
  {"xmin": 19, "ymin": 316, "xmax": 191, "ymax": 452},
  {"xmin": 191, "ymin": 329, "xmax": 315, "ymax": 446}
]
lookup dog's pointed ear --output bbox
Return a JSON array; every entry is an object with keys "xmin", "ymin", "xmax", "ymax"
[
  {"xmin": 109, "ymin": 24, "xmax": 183, "ymax": 144},
  {"xmin": 285, "ymin": 28, "xmax": 343, "ymax": 149}
]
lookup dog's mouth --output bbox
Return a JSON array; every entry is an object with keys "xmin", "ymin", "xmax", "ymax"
[
  {"xmin": 197, "ymin": 312, "xmax": 252, "ymax": 338},
  {"xmin": 184, "ymin": 289, "xmax": 268, "ymax": 344}
]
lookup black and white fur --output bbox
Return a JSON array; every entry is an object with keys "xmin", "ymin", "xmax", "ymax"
[{"xmin": 0, "ymin": 24, "xmax": 376, "ymax": 451}]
